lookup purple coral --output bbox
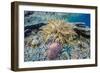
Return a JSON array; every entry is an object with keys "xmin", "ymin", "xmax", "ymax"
[{"xmin": 47, "ymin": 42, "xmax": 62, "ymax": 60}]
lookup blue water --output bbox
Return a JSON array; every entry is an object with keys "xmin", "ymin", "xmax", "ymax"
[
  {"xmin": 67, "ymin": 13, "xmax": 90, "ymax": 27},
  {"xmin": 24, "ymin": 11, "xmax": 90, "ymax": 27}
]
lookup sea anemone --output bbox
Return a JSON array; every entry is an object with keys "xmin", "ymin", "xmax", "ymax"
[{"xmin": 40, "ymin": 19, "xmax": 78, "ymax": 45}]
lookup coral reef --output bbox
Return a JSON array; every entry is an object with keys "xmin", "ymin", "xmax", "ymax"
[{"xmin": 24, "ymin": 11, "xmax": 90, "ymax": 62}]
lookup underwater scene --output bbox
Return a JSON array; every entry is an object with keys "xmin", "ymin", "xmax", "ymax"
[{"xmin": 24, "ymin": 11, "xmax": 90, "ymax": 62}]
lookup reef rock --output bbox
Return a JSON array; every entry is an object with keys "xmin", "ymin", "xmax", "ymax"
[
  {"xmin": 74, "ymin": 23, "xmax": 90, "ymax": 38},
  {"xmin": 24, "ymin": 23, "xmax": 46, "ymax": 37}
]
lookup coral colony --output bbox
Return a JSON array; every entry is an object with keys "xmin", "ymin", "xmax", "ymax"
[{"xmin": 24, "ymin": 11, "xmax": 90, "ymax": 61}]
